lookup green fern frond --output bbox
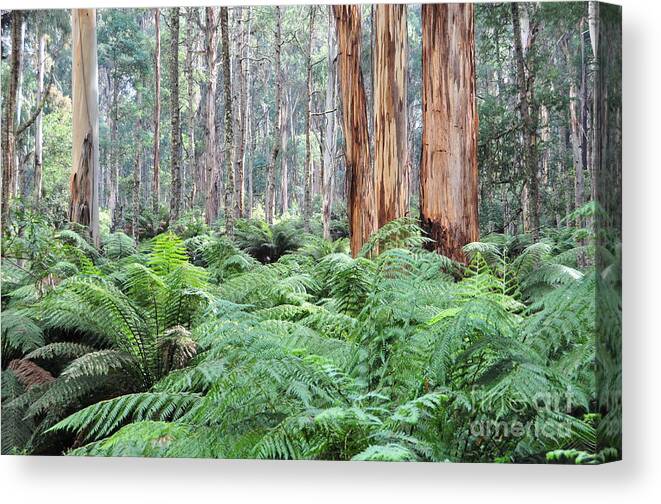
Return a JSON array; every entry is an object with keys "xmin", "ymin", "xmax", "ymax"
[{"xmin": 49, "ymin": 391, "xmax": 201, "ymax": 443}]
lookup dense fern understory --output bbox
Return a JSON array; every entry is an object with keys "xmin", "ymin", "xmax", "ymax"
[{"xmin": 1, "ymin": 212, "xmax": 619, "ymax": 464}]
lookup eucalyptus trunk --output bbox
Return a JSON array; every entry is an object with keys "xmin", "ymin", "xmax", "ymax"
[
  {"xmin": 419, "ymin": 3, "xmax": 479, "ymax": 262},
  {"xmin": 373, "ymin": 4, "xmax": 409, "ymax": 229},
  {"xmin": 220, "ymin": 7, "xmax": 236, "ymax": 237},
  {"xmin": 334, "ymin": 5, "xmax": 377, "ymax": 257},
  {"xmin": 266, "ymin": 6, "xmax": 282, "ymax": 225},
  {"xmin": 152, "ymin": 8, "xmax": 161, "ymax": 218},
  {"xmin": 1, "ymin": 10, "xmax": 22, "ymax": 227},
  {"xmin": 34, "ymin": 23, "xmax": 47, "ymax": 204},
  {"xmin": 169, "ymin": 8, "xmax": 182, "ymax": 223},
  {"xmin": 69, "ymin": 9, "xmax": 100, "ymax": 246},
  {"xmin": 204, "ymin": 7, "xmax": 220, "ymax": 225},
  {"xmin": 322, "ymin": 6, "xmax": 338, "ymax": 241},
  {"xmin": 303, "ymin": 7, "xmax": 317, "ymax": 232}
]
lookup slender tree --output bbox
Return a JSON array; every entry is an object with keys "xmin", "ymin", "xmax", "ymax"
[
  {"xmin": 152, "ymin": 8, "xmax": 161, "ymax": 217},
  {"xmin": 204, "ymin": 7, "xmax": 220, "ymax": 225},
  {"xmin": 511, "ymin": 2, "xmax": 540, "ymax": 238},
  {"xmin": 132, "ymin": 88, "xmax": 143, "ymax": 238},
  {"xmin": 244, "ymin": 7, "xmax": 254, "ymax": 219},
  {"xmin": 1, "ymin": 10, "xmax": 23, "ymax": 228},
  {"xmin": 220, "ymin": 7, "xmax": 235, "ymax": 236},
  {"xmin": 419, "ymin": 4, "xmax": 479, "ymax": 262},
  {"xmin": 69, "ymin": 9, "xmax": 100, "ymax": 245},
  {"xmin": 303, "ymin": 7, "xmax": 317, "ymax": 232},
  {"xmin": 235, "ymin": 7, "xmax": 248, "ymax": 218},
  {"xmin": 266, "ymin": 6, "xmax": 282, "ymax": 225},
  {"xmin": 34, "ymin": 18, "xmax": 47, "ymax": 204},
  {"xmin": 169, "ymin": 7, "xmax": 182, "ymax": 223},
  {"xmin": 334, "ymin": 5, "xmax": 377, "ymax": 257},
  {"xmin": 373, "ymin": 4, "xmax": 409, "ymax": 229},
  {"xmin": 322, "ymin": 6, "xmax": 338, "ymax": 240},
  {"xmin": 12, "ymin": 15, "xmax": 26, "ymax": 199},
  {"xmin": 184, "ymin": 8, "xmax": 197, "ymax": 210}
]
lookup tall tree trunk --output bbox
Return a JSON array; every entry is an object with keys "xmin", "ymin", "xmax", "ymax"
[
  {"xmin": 266, "ymin": 6, "xmax": 282, "ymax": 225},
  {"xmin": 1, "ymin": 10, "xmax": 22, "ymax": 228},
  {"xmin": 511, "ymin": 2, "xmax": 539, "ymax": 239},
  {"xmin": 70, "ymin": 9, "xmax": 100, "ymax": 246},
  {"xmin": 322, "ymin": 6, "xmax": 338, "ymax": 240},
  {"xmin": 245, "ymin": 7, "xmax": 254, "ymax": 219},
  {"xmin": 132, "ymin": 89, "xmax": 143, "ymax": 239},
  {"xmin": 334, "ymin": 5, "xmax": 377, "ymax": 257},
  {"xmin": 169, "ymin": 8, "xmax": 182, "ymax": 223},
  {"xmin": 373, "ymin": 4, "xmax": 409, "ymax": 229},
  {"xmin": 152, "ymin": 8, "xmax": 161, "ymax": 218},
  {"xmin": 280, "ymin": 94, "xmax": 289, "ymax": 215},
  {"xmin": 303, "ymin": 7, "xmax": 317, "ymax": 232},
  {"xmin": 204, "ymin": 7, "xmax": 219, "ymax": 225},
  {"xmin": 34, "ymin": 23, "xmax": 47, "ymax": 204},
  {"xmin": 235, "ymin": 7, "xmax": 247, "ymax": 218},
  {"xmin": 184, "ymin": 8, "xmax": 197, "ymax": 211},
  {"xmin": 109, "ymin": 70, "xmax": 119, "ymax": 230},
  {"xmin": 588, "ymin": 1, "xmax": 600, "ymax": 208},
  {"xmin": 13, "ymin": 16, "xmax": 26, "ymax": 199},
  {"xmin": 419, "ymin": 4, "xmax": 479, "ymax": 262},
  {"xmin": 220, "ymin": 7, "xmax": 235, "ymax": 237}
]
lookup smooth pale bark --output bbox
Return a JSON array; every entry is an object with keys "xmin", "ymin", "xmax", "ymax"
[
  {"xmin": 70, "ymin": 9, "xmax": 100, "ymax": 246},
  {"xmin": 322, "ymin": 6, "xmax": 338, "ymax": 240},
  {"xmin": 419, "ymin": 4, "xmax": 479, "ymax": 262},
  {"xmin": 132, "ymin": 89, "xmax": 143, "ymax": 238},
  {"xmin": 169, "ymin": 8, "xmax": 182, "ymax": 223},
  {"xmin": 204, "ymin": 7, "xmax": 219, "ymax": 225},
  {"xmin": 266, "ymin": 6, "xmax": 282, "ymax": 225},
  {"xmin": 220, "ymin": 7, "xmax": 235, "ymax": 236},
  {"xmin": 280, "ymin": 94, "xmax": 290, "ymax": 215},
  {"xmin": 511, "ymin": 2, "xmax": 539, "ymax": 239},
  {"xmin": 373, "ymin": 4, "xmax": 409, "ymax": 229},
  {"xmin": 152, "ymin": 8, "xmax": 161, "ymax": 216},
  {"xmin": 334, "ymin": 5, "xmax": 377, "ymax": 257},
  {"xmin": 34, "ymin": 24, "xmax": 47, "ymax": 203},
  {"xmin": 1, "ymin": 10, "xmax": 22, "ymax": 227},
  {"xmin": 13, "ymin": 16, "xmax": 26, "ymax": 198},
  {"xmin": 109, "ymin": 68, "xmax": 119, "ymax": 230},
  {"xmin": 303, "ymin": 7, "xmax": 317, "ymax": 232}
]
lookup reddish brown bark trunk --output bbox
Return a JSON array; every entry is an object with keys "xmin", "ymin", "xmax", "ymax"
[
  {"xmin": 334, "ymin": 5, "xmax": 377, "ymax": 257},
  {"xmin": 373, "ymin": 4, "xmax": 409, "ymax": 229},
  {"xmin": 420, "ymin": 4, "xmax": 479, "ymax": 263}
]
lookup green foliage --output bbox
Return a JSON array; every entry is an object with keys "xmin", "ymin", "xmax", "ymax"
[
  {"xmin": 234, "ymin": 219, "xmax": 305, "ymax": 263},
  {"xmin": 3, "ymin": 220, "xmax": 609, "ymax": 463}
]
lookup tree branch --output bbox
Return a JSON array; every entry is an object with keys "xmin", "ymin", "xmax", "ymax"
[{"xmin": 16, "ymin": 72, "xmax": 54, "ymax": 139}]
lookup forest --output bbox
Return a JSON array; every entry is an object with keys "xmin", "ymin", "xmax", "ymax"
[{"xmin": 1, "ymin": 3, "xmax": 621, "ymax": 463}]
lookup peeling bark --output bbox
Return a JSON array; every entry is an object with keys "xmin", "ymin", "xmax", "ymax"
[
  {"xmin": 373, "ymin": 4, "xmax": 409, "ymax": 229},
  {"xmin": 69, "ymin": 9, "xmax": 100, "ymax": 246},
  {"xmin": 334, "ymin": 5, "xmax": 377, "ymax": 257},
  {"xmin": 420, "ymin": 4, "xmax": 479, "ymax": 263}
]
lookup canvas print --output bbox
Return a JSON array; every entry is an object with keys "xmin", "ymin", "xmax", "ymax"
[{"xmin": 0, "ymin": 2, "xmax": 621, "ymax": 463}]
